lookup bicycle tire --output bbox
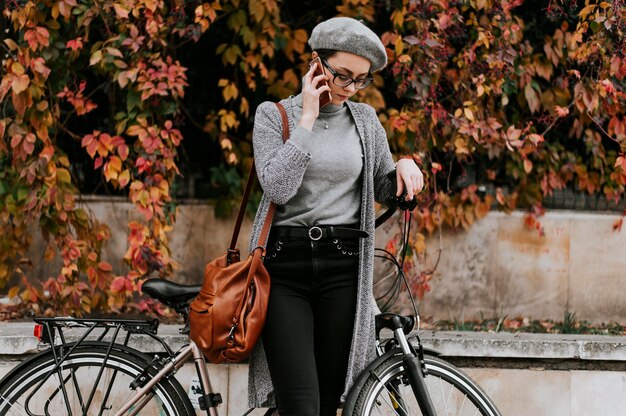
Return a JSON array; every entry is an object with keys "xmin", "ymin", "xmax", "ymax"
[
  {"xmin": 348, "ymin": 352, "xmax": 501, "ymax": 416},
  {"xmin": 0, "ymin": 342, "xmax": 195, "ymax": 416}
]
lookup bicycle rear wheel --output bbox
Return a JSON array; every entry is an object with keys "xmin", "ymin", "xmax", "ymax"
[
  {"xmin": 349, "ymin": 352, "xmax": 501, "ymax": 416},
  {"xmin": 0, "ymin": 342, "xmax": 195, "ymax": 416}
]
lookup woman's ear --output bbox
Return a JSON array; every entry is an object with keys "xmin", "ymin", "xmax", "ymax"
[{"xmin": 311, "ymin": 51, "xmax": 319, "ymax": 60}]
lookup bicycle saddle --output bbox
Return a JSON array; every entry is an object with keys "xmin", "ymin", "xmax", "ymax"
[{"xmin": 142, "ymin": 278, "xmax": 201, "ymax": 308}]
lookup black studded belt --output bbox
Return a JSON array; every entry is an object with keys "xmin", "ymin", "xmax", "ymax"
[{"xmin": 271, "ymin": 225, "xmax": 368, "ymax": 241}]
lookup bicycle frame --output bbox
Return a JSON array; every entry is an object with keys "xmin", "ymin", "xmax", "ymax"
[
  {"xmin": 391, "ymin": 329, "xmax": 437, "ymax": 416},
  {"xmin": 31, "ymin": 317, "xmax": 222, "ymax": 416},
  {"xmin": 373, "ymin": 315, "xmax": 438, "ymax": 416},
  {"xmin": 113, "ymin": 341, "xmax": 218, "ymax": 416}
]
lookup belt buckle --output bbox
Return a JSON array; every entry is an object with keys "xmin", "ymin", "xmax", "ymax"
[{"xmin": 308, "ymin": 226, "xmax": 323, "ymax": 241}]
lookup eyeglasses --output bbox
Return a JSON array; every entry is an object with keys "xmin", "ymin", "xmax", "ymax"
[{"xmin": 320, "ymin": 58, "xmax": 373, "ymax": 90}]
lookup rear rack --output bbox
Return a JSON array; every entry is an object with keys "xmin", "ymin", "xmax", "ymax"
[{"xmin": 33, "ymin": 317, "xmax": 175, "ymax": 356}]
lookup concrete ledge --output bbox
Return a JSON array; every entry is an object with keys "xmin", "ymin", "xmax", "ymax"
[
  {"xmin": 1, "ymin": 323, "xmax": 625, "ymax": 363},
  {"xmin": 418, "ymin": 330, "xmax": 626, "ymax": 362}
]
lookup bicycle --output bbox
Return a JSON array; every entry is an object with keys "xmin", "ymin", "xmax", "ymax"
[{"xmin": 0, "ymin": 197, "xmax": 501, "ymax": 416}]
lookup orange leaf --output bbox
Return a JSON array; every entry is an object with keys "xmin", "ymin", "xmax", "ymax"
[
  {"xmin": 39, "ymin": 145, "xmax": 54, "ymax": 162},
  {"xmin": 118, "ymin": 169, "xmax": 130, "ymax": 188},
  {"xmin": 81, "ymin": 133, "xmax": 100, "ymax": 158},
  {"xmin": 110, "ymin": 276, "xmax": 127, "ymax": 293},
  {"xmin": 113, "ymin": 3, "xmax": 130, "ymax": 18},
  {"xmin": 98, "ymin": 261, "xmax": 113, "ymax": 272},
  {"xmin": 66, "ymin": 37, "xmax": 84, "ymax": 51},
  {"xmin": 126, "ymin": 125, "xmax": 144, "ymax": 136},
  {"xmin": 105, "ymin": 156, "xmax": 122, "ymax": 180},
  {"xmin": 118, "ymin": 143, "xmax": 129, "ymax": 161},
  {"xmin": 524, "ymin": 159, "xmax": 533, "ymax": 174},
  {"xmin": 30, "ymin": 58, "xmax": 51, "ymax": 79},
  {"xmin": 11, "ymin": 74, "xmax": 30, "ymax": 94}
]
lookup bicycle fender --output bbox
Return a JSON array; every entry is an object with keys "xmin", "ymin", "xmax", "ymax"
[
  {"xmin": 422, "ymin": 347, "xmax": 441, "ymax": 356},
  {"xmin": 342, "ymin": 345, "xmax": 442, "ymax": 415},
  {"xmin": 343, "ymin": 348, "xmax": 400, "ymax": 416}
]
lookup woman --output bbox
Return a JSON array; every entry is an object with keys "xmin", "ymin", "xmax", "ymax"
[{"xmin": 247, "ymin": 17, "xmax": 424, "ymax": 416}]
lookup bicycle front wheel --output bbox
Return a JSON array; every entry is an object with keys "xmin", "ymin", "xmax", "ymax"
[
  {"xmin": 0, "ymin": 342, "xmax": 195, "ymax": 416},
  {"xmin": 350, "ymin": 353, "xmax": 501, "ymax": 416}
]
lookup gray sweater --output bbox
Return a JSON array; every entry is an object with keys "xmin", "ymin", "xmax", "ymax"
[
  {"xmin": 247, "ymin": 95, "xmax": 396, "ymax": 406},
  {"xmin": 274, "ymin": 94, "xmax": 363, "ymax": 226}
]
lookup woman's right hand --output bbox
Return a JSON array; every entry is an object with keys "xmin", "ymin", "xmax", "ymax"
[{"xmin": 298, "ymin": 62, "xmax": 331, "ymax": 131}]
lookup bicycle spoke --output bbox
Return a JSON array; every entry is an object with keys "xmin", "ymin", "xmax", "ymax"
[
  {"xmin": 458, "ymin": 393, "xmax": 467, "ymax": 416},
  {"xmin": 371, "ymin": 371, "xmax": 413, "ymax": 416},
  {"xmin": 98, "ymin": 367, "xmax": 122, "ymax": 416},
  {"xmin": 349, "ymin": 353, "xmax": 501, "ymax": 416},
  {"xmin": 438, "ymin": 376, "xmax": 449, "ymax": 414},
  {"xmin": 0, "ymin": 396, "xmax": 28, "ymax": 416}
]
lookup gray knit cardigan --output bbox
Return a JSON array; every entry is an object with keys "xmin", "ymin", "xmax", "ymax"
[{"xmin": 247, "ymin": 96, "xmax": 396, "ymax": 407}]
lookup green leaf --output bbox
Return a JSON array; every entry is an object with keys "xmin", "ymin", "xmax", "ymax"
[
  {"xmin": 16, "ymin": 187, "xmax": 28, "ymax": 202},
  {"xmin": 127, "ymin": 90, "xmax": 141, "ymax": 112},
  {"xmin": 57, "ymin": 168, "xmax": 71, "ymax": 183}
]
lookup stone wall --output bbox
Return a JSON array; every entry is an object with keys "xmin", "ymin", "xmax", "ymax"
[
  {"xmin": 1, "ymin": 324, "xmax": 624, "ymax": 416},
  {"xmin": 22, "ymin": 198, "xmax": 626, "ymax": 323},
  {"xmin": 411, "ymin": 211, "xmax": 626, "ymax": 323}
]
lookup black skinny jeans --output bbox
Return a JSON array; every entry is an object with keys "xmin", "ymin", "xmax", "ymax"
[{"xmin": 262, "ymin": 228, "xmax": 360, "ymax": 416}]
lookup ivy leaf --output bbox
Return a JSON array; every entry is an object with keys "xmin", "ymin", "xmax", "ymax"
[
  {"xmin": 222, "ymin": 45, "xmax": 241, "ymax": 65},
  {"xmin": 113, "ymin": 3, "xmax": 130, "ymax": 19},
  {"xmin": 126, "ymin": 90, "xmax": 141, "ymax": 111},
  {"xmin": 39, "ymin": 145, "xmax": 54, "ymax": 163},
  {"xmin": 4, "ymin": 39, "xmax": 18, "ymax": 51},
  {"xmin": 454, "ymin": 137, "xmax": 469, "ymax": 154},
  {"xmin": 118, "ymin": 169, "xmax": 131, "ymax": 188},
  {"xmin": 118, "ymin": 143, "xmax": 129, "ymax": 161},
  {"xmin": 527, "ymin": 134, "xmax": 544, "ymax": 146},
  {"xmin": 524, "ymin": 83, "xmax": 540, "ymax": 113},
  {"xmin": 105, "ymin": 156, "xmax": 122, "ymax": 180},
  {"xmin": 57, "ymin": 168, "xmax": 72, "ymax": 183},
  {"xmin": 524, "ymin": 159, "xmax": 533, "ymax": 174},
  {"xmin": 24, "ymin": 27, "xmax": 50, "ymax": 51},
  {"xmin": 248, "ymin": 0, "xmax": 265, "ymax": 23},
  {"xmin": 90, "ymin": 50, "xmax": 103, "ymax": 66},
  {"xmin": 579, "ymin": 4, "xmax": 597, "ymax": 20},
  {"xmin": 110, "ymin": 276, "xmax": 128, "ymax": 293},
  {"xmin": 81, "ymin": 132, "xmax": 99, "ymax": 158},
  {"xmin": 11, "ymin": 74, "xmax": 30, "ymax": 94},
  {"xmin": 553, "ymin": 106, "xmax": 569, "ymax": 118}
]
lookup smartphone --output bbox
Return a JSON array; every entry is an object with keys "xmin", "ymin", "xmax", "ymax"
[{"xmin": 309, "ymin": 57, "xmax": 332, "ymax": 108}]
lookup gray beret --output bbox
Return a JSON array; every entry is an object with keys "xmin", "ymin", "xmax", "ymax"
[{"xmin": 308, "ymin": 17, "xmax": 387, "ymax": 72}]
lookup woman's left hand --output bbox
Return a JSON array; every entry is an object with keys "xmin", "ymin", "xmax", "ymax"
[{"xmin": 395, "ymin": 159, "xmax": 424, "ymax": 200}]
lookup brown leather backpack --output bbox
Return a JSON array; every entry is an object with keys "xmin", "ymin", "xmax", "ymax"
[{"xmin": 188, "ymin": 103, "xmax": 289, "ymax": 363}]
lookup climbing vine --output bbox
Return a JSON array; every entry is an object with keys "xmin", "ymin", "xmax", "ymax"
[{"xmin": 1, "ymin": 0, "xmax": 625, "ymax": 313}]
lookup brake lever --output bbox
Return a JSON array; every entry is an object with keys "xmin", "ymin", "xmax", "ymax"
[
  {"xmin": 386, "ymin": 193, "xmax": 418, "ymax": 212},
  {"xmin": 385, "ymin": 169, "xmax": 419, "ymax": 211}
]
